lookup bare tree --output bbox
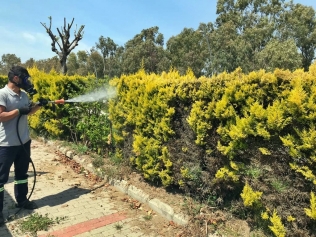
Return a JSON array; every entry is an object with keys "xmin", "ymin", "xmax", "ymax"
[{"xmin": 40, "ymin": 17, "xmax": 85, "ymax": 74}]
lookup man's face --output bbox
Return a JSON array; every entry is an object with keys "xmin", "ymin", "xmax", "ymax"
[{"xmin": 19, "ymin": 74, "xmax": 30, "ymax": 85}]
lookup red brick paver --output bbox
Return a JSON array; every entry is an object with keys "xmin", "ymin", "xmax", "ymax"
[{"xmin": 38, "ymin": 212, "xmax": 127, "ymax": 237}]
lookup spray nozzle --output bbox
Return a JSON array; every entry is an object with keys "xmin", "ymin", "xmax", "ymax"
[{"xmin": 51, "ymin": 99, "xmax": 65, "ymax": 104}]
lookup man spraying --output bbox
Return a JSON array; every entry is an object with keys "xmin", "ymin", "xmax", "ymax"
[{"xmin": 0, "ymin": 66, "xmax": 47, "ymax": 225}]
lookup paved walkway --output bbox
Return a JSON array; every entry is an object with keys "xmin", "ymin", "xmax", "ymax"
[{"xmin": 0, "ymin": 140, "xmax": 177, "ymax": 237}]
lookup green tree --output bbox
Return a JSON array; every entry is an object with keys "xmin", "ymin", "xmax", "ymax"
[
  {"xmin": 87, "ymin": 48, "xmax": 104, "ymax": 79},
  {"xmin": 76, "ymin": 50, "xmax": 89, "ymax": 76},
  {"xmin": 280, "ymin": 2, "xmax": 316, "ymax": 71},
  {"xmin": 206, "ymin": 0, "xmax": 312, "ymax": 74},
  {"xmin": 167, "ymin": 27, "xmax": 205, "ymax": 77},
  {"xmin": 66, "ymin": 52, "xmax": 79, "ymax": 75},
  {"xmin": 256, "ymin": 38, "xmax": 302, "ymax": 71},
  {"xmin": 122, "ymin": 26, "xmax": 168, "ymax": 74},
  {"xmin": 110, "ymin": 46, "xmax": 124, "ymax": 77},
  {"xmin": 35, "ymin": 56, "xmax": 61, "ymax": 73},
  {"xmin": 23, "ymin": 58, "xmax": 36, "ymax": 69},
  {"xmin": 95, "ymin": 36, "xmax": 118, "ymax": 78},
  {"xmin": 0, "ymin": 54, "xmax": 21, "ymax": 74}
]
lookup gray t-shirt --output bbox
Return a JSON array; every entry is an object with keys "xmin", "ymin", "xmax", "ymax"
[{"xmin": 0, "ymin": 85, "xmax": 31, "ymax": 146}]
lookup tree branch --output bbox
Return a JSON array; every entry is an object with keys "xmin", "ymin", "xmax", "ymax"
[{"xmin": 40, "ymin": 17, "xmax": 63, "ymax": 54}]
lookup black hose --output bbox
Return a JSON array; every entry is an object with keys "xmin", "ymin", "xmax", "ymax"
[{"xmin": 6, "ymin": 114, "xmax": 37, "ymax": 221}]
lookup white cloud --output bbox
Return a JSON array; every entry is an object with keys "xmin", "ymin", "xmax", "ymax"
[
  {"xmin": 22, "ymin": 32, "xmax": 36, "ymax": 43},
  {"xmin": 72, "ymin": 40, "xmax": 92, "ymax": 53}
]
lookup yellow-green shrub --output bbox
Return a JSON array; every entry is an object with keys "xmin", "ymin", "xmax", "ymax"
[
  {"xmin": 240, "ymin": 182, "xmax": 263, "ymax": 207},
  {"xmin": 305, "ymin": 192, "xmax": 316, "ymax": 220},
  {"xmin": 269, "ymin": 210, "xmax": 286, "ymax": 237},
  {"xmin": 27, "ymin": 67, "xmax": 93, "ymax": 138}
]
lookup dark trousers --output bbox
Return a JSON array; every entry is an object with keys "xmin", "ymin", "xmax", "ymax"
[{"xmin": 0, "ymin": 140, "xmax": 31, "ymax": 212}]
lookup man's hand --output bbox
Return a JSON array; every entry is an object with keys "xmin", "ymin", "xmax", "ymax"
[
  {"xmin": 38, "ymin": 98, "xmax": 48, "ymax": 106},
  {"xmin": 18, "ymin": 107, "xmax": 32, "ymax": 115}
]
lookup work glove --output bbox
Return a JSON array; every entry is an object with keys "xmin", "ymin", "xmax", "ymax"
[
  {"xmin": 18, "ymin": 106, "xmax": 32, "ymax": 115},
  {"xmin": 38, "ymin": 98, "xmax": 49, "ymax": 106}
]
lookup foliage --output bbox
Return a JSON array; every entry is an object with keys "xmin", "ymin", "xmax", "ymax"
[
  {"xmin": 106, "ymin": 64, "xmax": 316, "ymax": 235},
  {"xmin": 305, "ymin": 192, "xmax": 316, "ymax": 220},
  {"xmin": 109, "ymin": 69, "xmax": 179, "ymax": 186},
  {"xmin": 240, "ymin": 182, "xmax": 262, "ymax": 207},
  {"xmin": 95, "ymin": 36, "xmax": 118, "ymax": 78},
  {"xmin": 18, "ymin": 213, "xmax": 66, "ymax": 236},
  {"xmin": 0, "ymin": 53, "xmax": 21, "ymax": 75},
  {"xmin": 122, "ymin": 26, "xmax": 169, "ymax": 75},
  {"xmin": 167, "ymin": 27, "xmax": 206, "ymax": 77},
  {"xmin": 27, "ymin": 67, "xmax": 90, "ymax": 138},
  {"xmin": 215, "ymin": 167, "xmax": 239, "ymax": 182},
  {"xmin": 2, "ymin": 63, "xmax": 316, "ymax": 235},
  {"xmin": 268, "ymin": 210, "xmax": 286, "ymax": 237},
  {"xmin": 270, "ymin": 178, "xmax": 289, "ymax": 193},
  {"xmin": 22, "ymin": 67, "xmax": 113, "ymax": 155}
]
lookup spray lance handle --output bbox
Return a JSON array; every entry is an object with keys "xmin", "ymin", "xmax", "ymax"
[{"xmin": 35, "ymin": 98, "xmax": 49, "ymax": 107}]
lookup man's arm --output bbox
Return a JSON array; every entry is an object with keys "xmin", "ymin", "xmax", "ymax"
[{"xmin": 0, "ymin": 105, "xmax": 20, "ymax": 122}]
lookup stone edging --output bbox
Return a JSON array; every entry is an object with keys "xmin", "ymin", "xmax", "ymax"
[{"xmin": 57, "ymin": 145, "xmax": 189, "ymax": 226}]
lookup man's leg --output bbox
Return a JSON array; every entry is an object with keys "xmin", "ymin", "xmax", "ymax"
[
  {"xmin": 14, "ymin": 140, "xmax": 36, "ymax": 209},
  {"xmin": 0, "ymin": 146, "xmax": 17, "ymax": 224}
]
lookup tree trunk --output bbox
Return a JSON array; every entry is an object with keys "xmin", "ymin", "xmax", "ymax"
[{"xmin": 60, "ymin": 55, "xmax": 68, "ymax": 74}]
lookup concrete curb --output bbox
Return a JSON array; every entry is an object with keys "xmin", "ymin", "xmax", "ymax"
[{"xmin": 56, "ymin": 145, "xmax": 189, "ymax": 226}]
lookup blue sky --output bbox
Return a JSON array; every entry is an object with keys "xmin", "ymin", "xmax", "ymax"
[{"xmin": 0, "ymin": 0, "xmax": 315, "ymax": 63}]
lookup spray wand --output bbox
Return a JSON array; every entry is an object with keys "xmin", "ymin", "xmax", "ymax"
[{"xmin": 34, "ymin": 98, "xmax": 69, "ymax": 106}]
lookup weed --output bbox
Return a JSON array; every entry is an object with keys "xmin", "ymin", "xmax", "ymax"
[
  {"xmin": 71, "ymin": 143, "xmax": 88, "ymax": 155},
  {"xmin": 244, "ymin": 166, "xmax": 262, "ymax": 179},
  {"xmin": 143, "ymin": 214, "xmax": 153, "ymax": 221},
  {"xmin": 206, "ymin": 192, "xmax": 218, "ymax": 206},
  {"xmin": 18, "ymin": 213, "xmax": 66, "ymax": 236},
  {"xmin": 270, "ymin": 178, "xmax": 289, "ymax": 193},
  {"xmin": 95, "ymin": 167, "xmax": 106, "ymax": 178},
  {"xmin": 92, "ymin": 156, "xmax": 105, "ymax": 167},
  {"xmin": 103, "ymin": 166, "xmax": 119, "ymax": 179},
  {"xmin": 114, "ymin": 222, "xmax": 123, "ymax": 230},
  {"xmin": 182, "ymin": 196, "xmax": 203, "ymax": 216},
  {"xmin": 109, "ymin": 152, "xmax": 123, "ymax": 165}
]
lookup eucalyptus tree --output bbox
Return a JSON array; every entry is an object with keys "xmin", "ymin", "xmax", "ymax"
[
  {"xmin": 0, "ymin": 54, "xmax": 21, "ymax": 75},
  {"xmin": 87, "ymin": 48, "xmax": 104, "ymax": 79},
  {"xmin": 23, "ymin": 58, "xmax": 36, "ymax": 69},
  {"xmin": 40, "ymin": 17, "xmax": 85, "ymax": 75},
  {"xmin": 121, "ymin": 26, "xmax": 168, "ymax": 74},
  {"xmin": 66, "ymin": 52, "xmax": 79, "ymax": 75},
  {"xmin": 95, "ymin": 36, "xmax": 118, "ymax": 77},
  {"xmin": 109, "ymin": 46, "xmax": 124, "ymax": 78},
  {"xmin": 279, "ymin": 2, "xmax": 316, "ymax": 71},
  {"xmin": 167, "ymin": 27, "xmax": 206, "ymax": 77},
  {"xmin": 76, "ymin": 50, "xmax": 89, "ymax": 76},
  {"xmin": 210, "ymin": 0, "xmax": 303, "ymax": 73},
  {"xmin": 255, "ymin": 38, "xmax": 302, "ymax": 71},
  {"xmin": 35, "ymin": 56, "xmax": 61, "ymax": 73}
]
